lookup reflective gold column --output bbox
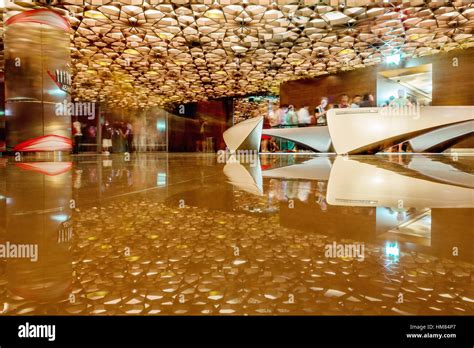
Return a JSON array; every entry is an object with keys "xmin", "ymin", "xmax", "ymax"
[{"xmin": 4, "ymin": 9, "xmax": 72, "ymax": 153}]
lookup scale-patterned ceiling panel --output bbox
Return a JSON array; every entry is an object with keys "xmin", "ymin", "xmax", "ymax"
[{"xmin": 0, "ymin": 1, "xmax": 473, "ymax": 108}]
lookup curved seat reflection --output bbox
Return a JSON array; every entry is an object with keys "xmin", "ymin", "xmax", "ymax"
[
  {"xmin": 326, "ymin": 157, "xmax": 474, "ymax": 208},
  {"xmin": 262, "ymin": 157, "xmax": 332, "ymax": 181},
  {"xmin": 223, "ymin": 157, "xmax": 332, "ymax": 195},
  {"xmin": 223, "ymin": 154, "xmax": 473, "ymax": 209},
  {"xmin": 223, "ymin": 156, "xmax": 263, "ymax": 196},
  {"xmin": 401, "ymin": 156, "xmax": 473, "ymax": 188}
]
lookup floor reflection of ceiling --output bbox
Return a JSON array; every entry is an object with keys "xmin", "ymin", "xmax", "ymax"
[
  {"xmin": 0, "ymin": 154, "xmax": 472, "ymax": 315},
  {"xmin": 2, "ymin": 194, "xmax": 472, "ymax": 315}
]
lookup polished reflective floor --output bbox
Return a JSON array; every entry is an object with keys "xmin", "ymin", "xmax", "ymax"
[{"xmin": 0, "ymin": 153, "xmax": 472, "ymax": 315}]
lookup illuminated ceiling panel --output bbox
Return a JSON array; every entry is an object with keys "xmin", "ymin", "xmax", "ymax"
[{"xmin": 0, "ymin": 0, "xmax": 473, "ymax": 108}]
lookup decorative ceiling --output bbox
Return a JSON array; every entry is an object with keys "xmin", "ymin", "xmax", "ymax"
[{"xmin": 1, "ymin": 0, "xmax": 473, "ymax": 108}]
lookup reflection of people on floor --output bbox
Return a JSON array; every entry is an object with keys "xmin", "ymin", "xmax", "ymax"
[
  {"xmin": 285, "ymin": 180, "xmax": 299, "ymax": 200},
  {"xmin": 73, "ymin": 169, "xmax": 83, "ymax": 189},
  {"xmin": 316, "ymin": 193, "xmax": 327, "ymax": 211},
  {"xmin": 297, "ymin": 181, "xmax": 311, "ymax": 202},
  {"xmin": 316, "ymin": 181, "xmax": 327, "ymax": 211}
]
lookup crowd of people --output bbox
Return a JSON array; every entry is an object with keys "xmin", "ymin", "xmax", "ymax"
[
  {"xmin": 101, "ymin": 120, "xmax": 134, "ymax": 155},
  {"xmin": 261, "ymin": 93, "xmax": 376, "ymax": 152},
  {"xmin": 381, "ymin": 89, "xmax": 420, "ymax": 107},
  {"xmin": 265, "ymin": 93, "xmax": 376, "ymax": 130},
  {"xmin": 72, "ymin": 119, "xmax": 134, "ymax": 155}
]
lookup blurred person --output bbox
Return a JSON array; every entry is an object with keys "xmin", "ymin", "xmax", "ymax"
[
  {"xmin": 315, "ymin": 97, "xmax": 328, "ymax": 125},
  {"xmin": 360, "ymin": 93, "xmax": 375, "ymax": 107},
  {"xmin": 124, "ymin": 122, "xmax": 134, "ymax": 153},
  {"xmin": 261, "ymin": 113, "xmax": 272, "ymax": 152},
  {"xmin": 297, "ymin": 106, "xmax": 311, "ymax": 126},
  {"xmin": 72, "ymin": 118, "xmax": 82, "ymax": 154},
  {"xmin": 276, "ymin": 105, "xmax": 289, "ymax": 150},
  {"xmin": 269, "ymin": 137, "xmax": 279, "ymax": 152},
  {"xmin": 112, "ymin": 124, "xmax": 124, "ymax": 153},
  {"xmin": 195, "ymin": 118, "xmax": 208, "ymax": 152},
  {"xmin": 351, "ymin": 95, "xmax": 362, "ymax": 108},
  {"xmin": 336, "ymin": 94, "xmax": 350, "ymax": 108},
  {"xmin": 283, "ymin": 105, "xmax": 297, "ymax": 151},
  {"xmin": 87, "ymin": 125, "xmax": 97, "ymax": 139},
  {"xmin": 318, "ymin": 102, "xmax": 334, "ymax": 126},
  {"xmin": 278, "ymin": 105, "xmax": 289, "ymax": 127},
  {"xmin": 102, "ymin": 120, "xmax": 113, "ymax": 155},
  {"xmin": 138, "ymin": 126, "xmax": 147, "ymax": 152},
  {"xmin": 408, "ymin": 95, "xmax": 418, "ymax": 106},
  {"xmin": 286, "ymin": 105, "xmax": 298, "ymax": 126},
  {"xmin": 390, "ymin": 89, "xmax": 412, "ymax": 107},
  {"xmin": 268, "ymin": 104, "xmax": 280, "ymax": 128}
]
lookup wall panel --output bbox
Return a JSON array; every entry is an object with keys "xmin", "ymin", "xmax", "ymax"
[{"xmin": 280, "ymin": 48, "xmax": 474, "ymax": 109}]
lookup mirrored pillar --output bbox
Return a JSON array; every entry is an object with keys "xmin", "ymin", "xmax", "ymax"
[{"xmin": 4, "ymin": 8, "xmax": 72, "ymax": 154}]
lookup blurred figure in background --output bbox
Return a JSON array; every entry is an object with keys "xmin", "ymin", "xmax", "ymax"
[
  {"xmin": 195, "ymin": 118, "xmax": 208, "ymax": 152},
  {"xmin": 268, "ymin": 103, "xmax": 280, "ymax": 128},
  {"xmin": 278, "ymin": 105, "xmax": 289, "ymax": 127},
  {"xmin": 102, "ymin": 120, "xmax": 113, "ymax": 155},
  {"xmin": 336, "ymin": 94, "xmax": 350, "ymax": 108},
  {"xmin": 72, "ymin": 117, "xmax": 82, "ymax": 154},
  {"xmin": 286, "ymin": 105, "xmax": 298, "ymax": 126},
  {"xmin": 124, "ymin": 122, "xmax": 134, "ymax": 153},
  {"xmin": 315, "ymin": 97, "xmax": 328, "ymax": 126},
  {"xmin": 319, "ymin": 103, "xmax": 335, "ymax": 126},
  {"xmin": 285, "ymin": 105, "xmax": 298, "ymax": 151},
  {"xmin": 360, "ymin": 93, "xmax": 375, "ymax": 107},
  {"xmin": 297, "ymin": 106, "xmax": 311, "ymax": 126},
  {"xmin": 408, "ymin": 95, "xmax": 418, "ymax": 106},
  {"xmin": 112, "ymin": 123, "xmax": 125, "ymax": 153},
  {"xmin": 351, "ymin": 95, "xmax": 362, "ymax": 108},
  {"xmin": 390, "ymin": 89, "xmax": 412, "ymax": 107},
  {"xmin": 384, "ymin": 95, "xmax": 396, "ymax": 107},
  {"xmin": 261, "ymin": 110, "xmax": 272, "ymax": 152}
]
